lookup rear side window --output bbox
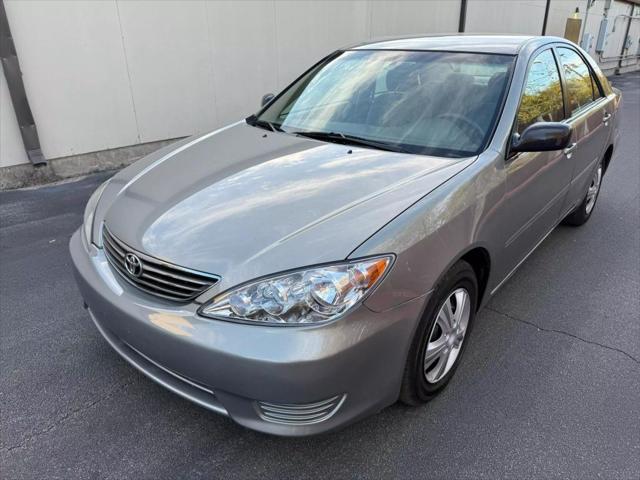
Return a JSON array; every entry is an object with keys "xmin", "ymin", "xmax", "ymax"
[
  {"xmin": 516, "ymin": 49, "xmax": 564, "ymax": 135},
  {"xmin": 557, "ymin": 47, "xmax": 595, "ymax": 115}
]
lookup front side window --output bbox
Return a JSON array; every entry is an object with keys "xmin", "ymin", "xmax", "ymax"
[
  {"xmin": 255, "ymin": 50, "xmax": 515, "ymax": 158},
  {"xmin": 557, "ymin": 47, "xmax": 596, "ymax": 116},
  {"xmin": 516, "ymin": 49, "xmax": 564, "ymax": 135}
]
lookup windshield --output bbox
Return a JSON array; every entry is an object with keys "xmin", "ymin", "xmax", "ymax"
[{"xmin": 254, "ymin": 50, "xmax": 514, "ymax": 158}]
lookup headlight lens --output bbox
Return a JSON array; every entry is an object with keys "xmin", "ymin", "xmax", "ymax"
[
  {"xmin": 199, "ymin": 256, "xmax": 393, "ymax": 325},
  {"xmin": 83, "ymin": 179, "xmax": 110, "ymax": 245}
]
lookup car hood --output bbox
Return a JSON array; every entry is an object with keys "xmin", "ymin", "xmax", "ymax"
[{"xmin": 101, "ymin": 122, "xmax": 474, "ymax": 294}]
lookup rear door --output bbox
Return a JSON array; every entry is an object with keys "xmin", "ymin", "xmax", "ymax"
[{"xmin": 555, "ymin": 46, "xmax": 613, "ymax": 215}]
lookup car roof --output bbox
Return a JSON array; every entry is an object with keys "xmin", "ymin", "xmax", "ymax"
[{"xmin": 349, "ymin": 34, "xmax": 563, "ymax": 55}]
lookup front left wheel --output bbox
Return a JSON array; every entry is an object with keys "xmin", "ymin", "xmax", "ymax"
[{"xmin": 399, "ymin": 260, "xmax": 478, "ymax": 406}]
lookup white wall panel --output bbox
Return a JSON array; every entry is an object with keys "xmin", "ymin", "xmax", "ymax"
[
  {"xmin": 3, "ymin": 0, "xmax": 138, "ymax": 158},
  {"xmin": 599, "ymin": 1, "xmax": 637, "ymax": 62},
  {"xmin": 545, "ymin": 0, "xmax": 586, "ymax": 38},
  {"xmin": 370, "ymin": 0, "xmax": 459, "ymax": 37},
  {"xmin": 621, "ymin": 4, "xmax": 640, "ymax": 70},
  {"xmin": 2, "ymin": 0, "xmax": 637, "ymax": 164},
  {"xmin": 206, "ymin": 0, "xmax": 278, "ymax": 124},
  {"xmin": 274, "ymin": 1, "xmax": 369, "ymax": 86},
  {"xmin": 534, "ymin": 0, "xmax": 639, "ymax": 72},
  {"xmin": 116, "ymin": 0, "xmax": 217, "ymax": 142},
  {"xmin": 466, "ymin": 0, "xmax": 547, "ymax": 35},
  {"xmin": 0, "ymin": 65, "xmax": 29, "ymax": 167}
]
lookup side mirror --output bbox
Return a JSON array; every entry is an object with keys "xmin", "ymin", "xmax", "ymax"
[
  {"xmin": 261, "ymin": 93, "xmax": 275, "ymax": 107},
  {"xmin": 511, "ymin": 122, "xmax": 572, "ymax": 153}
]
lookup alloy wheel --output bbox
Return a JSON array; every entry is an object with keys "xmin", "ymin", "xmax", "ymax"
[
  {"xmin": 585, "ymin": 164, "xmax": 603, "ymax": 215},
  {"xmin": 424, "ymin": 288, "xmax": 471, "ymax": 384}
]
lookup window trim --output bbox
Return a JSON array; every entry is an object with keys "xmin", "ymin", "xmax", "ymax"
[
  {"xmin": 552, "ymin": 48, "xmax": 570, "ymax": 120},
  {"xmin": 582, "ymin": 51, "xmax": 607, "ymax": 98}
]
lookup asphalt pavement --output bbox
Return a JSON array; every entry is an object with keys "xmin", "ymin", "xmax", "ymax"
[{"xmin": 1, "ymin": 72, "xmax": 639, "ymax": 479}]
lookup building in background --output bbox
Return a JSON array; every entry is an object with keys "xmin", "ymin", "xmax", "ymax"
[{"xmin": 1, "ymin": 0, "xmax": 639, "ymax": 188}]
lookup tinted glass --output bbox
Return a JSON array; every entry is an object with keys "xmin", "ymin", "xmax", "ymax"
[
  {"xmin": 257, "ymin": 50, "xmax": 515, "ymax": 158},
  {"xmin": 516, "ymin": 49, "xmax": 564, "ymax": 135},
  {"xmin": 557, "ymin": 47, "xmax": 595, "ymax": 115}
]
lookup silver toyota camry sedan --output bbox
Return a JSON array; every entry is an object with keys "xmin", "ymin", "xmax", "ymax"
[{"xmin": 71, "ymin": 35, "xmax": 620, "ymax": 436}]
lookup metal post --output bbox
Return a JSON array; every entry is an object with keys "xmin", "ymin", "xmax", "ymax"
[
  {"xmin": 458, "ymin": 0, "xmax": 468, "ymax": 33},
  {"xmin": 617, "ymin": 3, "xmax": 634, "ymax": 73},
  {"xmin": 0, "ymin": 0, "xmax": 45, "ymax": 165},
  {"xmin": 542, "ymin": 0, "xmax": 551, "ymax": 35}
]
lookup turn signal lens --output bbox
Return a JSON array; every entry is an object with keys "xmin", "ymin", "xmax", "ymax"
[
  {"xmin": 83, "ymin": 179, "xmax": 110, "ymax": 245},
  {"xmin": 199, "ymin": 256, "xmax": 393, "ymax": 325}
]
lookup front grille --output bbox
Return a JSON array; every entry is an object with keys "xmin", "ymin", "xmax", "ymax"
[
  {"xmin": 101, "ymin": 225, "xmax": 219, "ymax": 302},
  {"xmin": 257, "ymin": 395, "xmax": 346, "ymax": 425}
]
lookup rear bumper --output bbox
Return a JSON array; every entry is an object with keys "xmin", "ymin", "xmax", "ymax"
[{"xmin": 69, "ymin": 230, "xmax": 427, "ymax": 436}]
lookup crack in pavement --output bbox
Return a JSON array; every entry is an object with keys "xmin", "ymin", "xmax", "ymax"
[
  {"xmin": 486, "ymin": 306, "xmax": 640, "ymax": 366},
  {"xmin": 1, "ymin": 380, "xmax": 133, "ymax": 454}
]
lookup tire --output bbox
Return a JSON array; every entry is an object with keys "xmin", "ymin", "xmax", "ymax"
[
  {"xmin": 399, "ymin": 260, "xmax": 478, "ymax": 406},
  {"xmin": 563, "ymin": 159, "xmax": 604, "ymax": 226}
]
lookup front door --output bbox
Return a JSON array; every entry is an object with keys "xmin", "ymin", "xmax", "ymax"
[{"xmin": 497, "ymin": 48, "xmax": 574, "ymax": 282}]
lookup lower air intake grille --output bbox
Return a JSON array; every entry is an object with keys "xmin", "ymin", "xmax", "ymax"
[
  {"xmin": 257, "ymin": 395, "xmax": 346, "ymax": 425},
  {"xmin": 102, "ymin": 225, "xmax": 219, "ymax": 302}
]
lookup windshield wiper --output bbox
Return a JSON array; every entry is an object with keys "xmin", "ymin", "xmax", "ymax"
[
  {"xmin": 292, "ymin": 131, "xmax": 409, "ymax": 154},
  {"xmin": 246, "ymin": 115, "xmax": 283, "ymax": 133}
]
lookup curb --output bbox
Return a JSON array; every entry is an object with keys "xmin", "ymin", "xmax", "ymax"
[{"xmin": 0, "ymin": 137, "xmax": 182, "ymax": 190}]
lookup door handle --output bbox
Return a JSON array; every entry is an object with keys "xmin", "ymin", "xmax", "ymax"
[
  {"xmin": 603, "ymin": 112, "xmax": 612, "ymax": 123},
  {"xmin": 563, "ymin": 143, "xmax": 577, "ymax": 156}
]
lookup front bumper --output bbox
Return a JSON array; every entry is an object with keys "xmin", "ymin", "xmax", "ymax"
[{"xmin": 69, "ymin": 230, "xmax": 427, "ymax": 435}]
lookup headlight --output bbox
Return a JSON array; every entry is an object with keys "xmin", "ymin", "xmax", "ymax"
[
  {"xmin": 83, "ymin": 179, "xmax": 110, "ymax": 245},
  {"xmin": 199, "ymin": 255, "xmax": 393, "ymax": 325}
]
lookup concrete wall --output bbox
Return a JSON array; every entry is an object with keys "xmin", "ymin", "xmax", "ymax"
[{"xmin": 1, "ymin": 0, "xmax": 638, "ymax": 172}]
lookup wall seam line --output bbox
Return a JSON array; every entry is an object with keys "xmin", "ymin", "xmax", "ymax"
[
  {"xmin": 203, "ymin": 0, "xmax": 219, "ymax": 129},
  {"xmin": 367, "ymin": 0, "xmax": 373, "ymax": 39},
  {"xmin": 114, "ymin": 0, "xmax": 141, "ymax": 144},
  {"xmin": 272, "ymin": 0, "xmax": 280, "ymax": 87}
]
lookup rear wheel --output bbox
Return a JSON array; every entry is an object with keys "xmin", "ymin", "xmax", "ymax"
[
  {"xmin": 563, "ymin": 160, "xmax": 603, "ymax": 226},
  {"xmin": 400, "ymin": 260, "xmax": 477, "ymax": 405}
]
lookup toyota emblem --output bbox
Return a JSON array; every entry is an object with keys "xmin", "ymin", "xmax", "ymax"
[{"xmin": 124, "ymin": 253, "xmax": 143, "ymax": 277}]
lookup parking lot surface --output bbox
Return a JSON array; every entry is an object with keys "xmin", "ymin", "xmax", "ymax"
[{"xmin": 1, "ymin": 72, "xmax": 638, "ymax": 479}]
